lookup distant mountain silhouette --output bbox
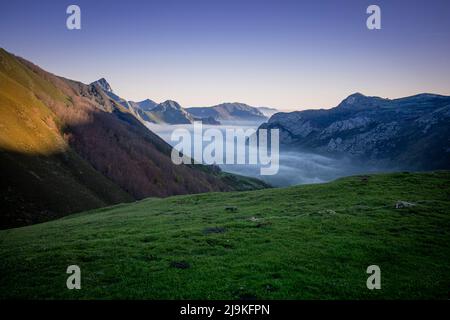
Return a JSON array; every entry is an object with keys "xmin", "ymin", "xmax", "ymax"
[
  {"xmin": 145, "ymin": 100, "xmax": 194, "ymax": 124},
  {"xmin": 187, "ymin": 103, "xmax": 268, "ymax": 122},
  {"xmin": 129, "ymin": 99, "xmax": 158, "ymax": 111},
  {"xmin": 91, "ymin": 79, "xmax": 220, "ymax": 125}
]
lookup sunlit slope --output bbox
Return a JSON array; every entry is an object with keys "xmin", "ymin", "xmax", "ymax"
[
  {"xmin": 0, "ymin": 49, "xmax": 66, "ymax": 153},
  {"xmin": 0, "ymin": 48, "xmax": 268, "ymax": 228},
  {"xmin": 0, "ymin": 49, "xmax": 133, "ymax": 228},
  {"xmin": 1, "ymin": 172, "xmax": 449, "ymax": 299}
]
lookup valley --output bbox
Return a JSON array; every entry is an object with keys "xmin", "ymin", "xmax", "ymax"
[
  {"xmin": 0, "ymin": 48, "xmax": 268, "ymax": 229},
  {"xmin": 1, "ymin": 0, "xmax": 449, "ymax": 304}
]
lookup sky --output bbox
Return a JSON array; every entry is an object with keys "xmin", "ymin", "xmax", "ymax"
[{"xmin": 1, "ymin": 0, "xmax": 450, "ymax": 110}]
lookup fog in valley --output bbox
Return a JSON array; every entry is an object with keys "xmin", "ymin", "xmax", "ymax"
[{"xmin": 146, "ymin": 122, "xmax": 390, "ymax": 187}]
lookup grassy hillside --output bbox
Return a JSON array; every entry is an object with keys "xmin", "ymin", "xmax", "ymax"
[
  {"xmin": 0, "ymin": 49, "xmax": 133, "ymax": 228},
  {"xmin": 0, "ymin": 171, "xmax": 449, "ymax": 299},
  {"xmin": 0, "ymin": 48, "xmax": 268, "ymax": 228}
]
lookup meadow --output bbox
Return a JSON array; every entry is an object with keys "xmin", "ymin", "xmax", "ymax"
[{"xmin": 0, "ymin": 171, "xmax": 449, "ymax": 299}]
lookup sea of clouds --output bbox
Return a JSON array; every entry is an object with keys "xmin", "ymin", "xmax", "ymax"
[{"xmin": 146, "ymin": 121, "xmax": 389, "ymax": 187}]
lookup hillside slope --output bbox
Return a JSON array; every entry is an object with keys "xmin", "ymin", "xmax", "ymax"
[
  {"xmin": 0, "ymin": 48, "xmax": 268, "ymax": 228},
  {"xmin": 0, "ymin": 171, "xmax": 448, "ymax": 299},
  {"xmin": 0, "ymin": 49, "xmax": 133, "ymax": 228}
]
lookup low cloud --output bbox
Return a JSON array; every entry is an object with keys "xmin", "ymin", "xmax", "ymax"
[{"xmin": 146, "ymin": 122, "xmax": 393, "ymax": 187}]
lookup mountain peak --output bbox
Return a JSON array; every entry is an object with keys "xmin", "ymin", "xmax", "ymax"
[
  {"xmin": 160, "ymin": 100, "xmax": 182, "ymax": 109},
  {"xmin": 344, "ymin": 92, "xmax": 366, "ymax": 102},
  {"xmin": 337, "ymin": 92, "xmax": 386, "ymax": 110},
  {"xmin": 350, "ymin": 92, "xmax": 365, "ymax": 97},
  {"xmin": 91, "ymin": 78, "xmax": 113, "ymax": 93}
]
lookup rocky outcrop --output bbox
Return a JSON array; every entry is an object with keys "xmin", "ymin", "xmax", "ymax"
[{"xmin": 258, "ymin": 93, "xmax": 450, "ymax": 170}]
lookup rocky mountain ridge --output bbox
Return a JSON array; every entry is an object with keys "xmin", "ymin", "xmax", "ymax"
[{"xmin": 258, "ymin": 93, "xmax": 450, "ymax": 169}]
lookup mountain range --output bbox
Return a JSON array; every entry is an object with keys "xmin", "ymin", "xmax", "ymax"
[
  {"xmin": 91, "ymin": 78, "xmax": 269, "ymax": 125},
  {"xmin": 258, "ymin": 92, "xmax": 450, "ymax": 170},
  {"xmin": 3, "ymin": 45, "xmax": 449, "ymax": 228},
  {"xmin": 0, "ymin": 48, "xmax": 269, "ymax": 228},
  {"xmin": 187, "ymin": 103, "xmax": 268, "ymax": 122}
]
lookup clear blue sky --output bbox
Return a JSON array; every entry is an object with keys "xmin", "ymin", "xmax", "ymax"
[{"xmin": 1, "ymin": 0, "xmax": 450, "ymax": 110}]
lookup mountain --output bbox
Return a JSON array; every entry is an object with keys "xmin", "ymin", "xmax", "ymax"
[
  {"xmin": 258, "ymin": 92, "xmax": 450, "ymax": 170},
  {"xmin": 0, "ymin": 48, "xmax": 268, "ymax": 229},
  {"xmin": 144, "ymin": 100, "xmax": 194, "ymax": 124},
  {"xmin": 187, "ymin": 103, "xmax": 268, "ymax": 122},
  {"xmin": 192, "ymin": 116, "xmax": 221, "ymax": 125},
  {"xmin": 258, "ymin": 106, "xmax": 279, "ymax": 117},
  {"xmin": 91, "ymin": 77, "xmax": 113, "ymax": 92},
  {"xmin": 129, "ymin": 99, "xmax": 158, "ymax": 111},
  {"xmin": 90, "ymin": 80, "xmax": 217, "ymax": 125},
  {"xmin": 132, "ymin": 99, "xmax": 221, "ymax": 125},
  {"xmin": 91, "ymin": 77, "xmax": 131, "ymax": 110},
  {"xmin": 0, "ymin": 53, "xmax": 131, "ymax": 228},
  {"xmin": 90, "ymin": 78, "xmax": 156, "ymax": 122}
]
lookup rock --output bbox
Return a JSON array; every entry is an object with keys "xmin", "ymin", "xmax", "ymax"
[
  {"xmin": 395, "ymin": 201, "xmax": 416, "ymax": 209},
  {"xmin": 311, "ymin": 209, "xmax": 337, "ymax": 216}
]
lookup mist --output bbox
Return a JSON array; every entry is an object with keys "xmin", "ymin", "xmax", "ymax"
[{"xmin": 146, "ymin": 122, "xmax": 392, "ymax": 187}]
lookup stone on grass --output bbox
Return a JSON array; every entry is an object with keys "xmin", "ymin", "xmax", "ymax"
[{"xmin": 395, "ymin": 201, "xmax": 416, "ymax": 209}]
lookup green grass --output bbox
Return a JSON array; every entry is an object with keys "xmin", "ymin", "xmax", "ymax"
[{"xmin": 1, "ymin": 171, "xmax": 449, "ymax": 299}]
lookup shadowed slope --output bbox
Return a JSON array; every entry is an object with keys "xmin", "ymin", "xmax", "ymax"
[
  {"xmin": 0, "ymin": 48, "xmax": 268, "ymax": 228},
  {"xmin": 0, "ymin": 49, "xmax": 133, "ymax": 228}
]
